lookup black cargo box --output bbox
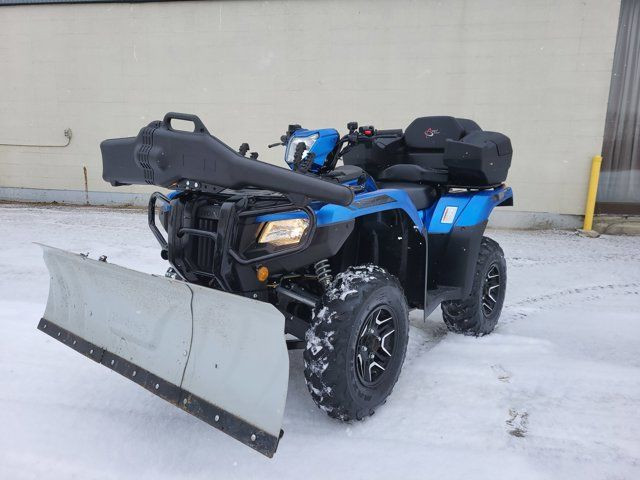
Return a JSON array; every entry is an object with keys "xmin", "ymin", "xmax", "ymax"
[
  {"xmin": 443, "ymin": 131, "xmax": 512, "ymax": 187},
  {"xmin": 343, "ymin": 116, "xmax": 512, "ymax": 188}
]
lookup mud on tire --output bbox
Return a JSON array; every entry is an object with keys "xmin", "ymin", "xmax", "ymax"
[
  {"xmin": 303, "ymin": 265, "xmax": 409, "ymax": 421},
  {"xmin": 441, "ymin": 236, "xmax": 506, "ymax": 336}
]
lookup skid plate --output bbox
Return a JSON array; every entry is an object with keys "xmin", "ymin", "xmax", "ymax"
[{"xmin": 38, "ymin": 244, "xmax": 288, "ymax": 457}]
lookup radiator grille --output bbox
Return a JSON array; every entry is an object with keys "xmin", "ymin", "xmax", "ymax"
[{"xmin": 193, "ymin": 217, "xmax": 218, "ymax": 272}]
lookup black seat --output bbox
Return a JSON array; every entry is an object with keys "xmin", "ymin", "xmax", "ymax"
[
  {"xmin": 404, "ymin": 116, "xmax": 469, "ymax": 150},
  {"xmin": 377, "ymin": 181, "xmax": 439, "ymax": 210},
  {"xmin": 379, "ymin": 116, "xmax": 482, "ymax": 183},
  {"xmin": 403, "ymin": 116, "xmax": 480, "ymax": 170}
]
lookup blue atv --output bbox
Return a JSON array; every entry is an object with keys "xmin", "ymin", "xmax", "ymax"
[{"xmin": 37, "ymin": 113, "xmax": 512, "ymax": 457}]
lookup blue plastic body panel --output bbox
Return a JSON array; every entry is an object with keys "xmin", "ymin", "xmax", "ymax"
[
  {"xmin": 167, "ymin": 129, "xmax": 512, "ymax": 235},
  {"xmin": 425, "ymin": 186, "xmax": 512, "ymax": 234},
  {"xmin": 284, "ymin": 128, "xmax": 339, "ymax": 171},
  {"xmin": 256, "ymin": 188, "xmax": 426, "ymax": 231},
  {"xmin": 255, "ymin": 185, "xmax": 513, "ymax": 235},
  {"xmin": 167, "ymin": 183, "xmax": 511, "ymax": 234}
]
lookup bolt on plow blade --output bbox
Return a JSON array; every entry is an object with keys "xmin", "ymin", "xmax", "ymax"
[{"xmin": 37, "ymin": 244, "xmax": 289, "ymax": 457}]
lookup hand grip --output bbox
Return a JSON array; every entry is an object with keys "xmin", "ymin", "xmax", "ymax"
[{"xmin": 163, "ymin": 112, "xmax": 209, "ymax": 134}]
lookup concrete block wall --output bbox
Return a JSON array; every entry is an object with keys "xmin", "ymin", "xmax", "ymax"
[{"xmin": 0, "ymin": 0, "xmax": 620, "ymax": 221}]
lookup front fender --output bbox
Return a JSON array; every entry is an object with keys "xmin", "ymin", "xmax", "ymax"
[{"xmin": 317, "ymin": 189, "xmax": 425, "ymax": 233}]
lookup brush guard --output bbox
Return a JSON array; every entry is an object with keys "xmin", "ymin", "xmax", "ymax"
[{"xmin": 148, "ymin": 191, "xmax": 318, "ymax": 292}]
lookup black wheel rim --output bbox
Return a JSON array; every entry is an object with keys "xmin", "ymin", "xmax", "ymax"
[
  {"xmin": 355, "ymin": 306, "xmax": 397, "ymax": 387},
  {"xmin": 482, "ymin": 263, "xmax": 501, "ymax": 317}
]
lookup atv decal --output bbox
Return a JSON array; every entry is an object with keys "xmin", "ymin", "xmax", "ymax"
[
  {"xmin": 424, "ymin": 127, "xmax": 440, "ymax": 138},
  {"xmin": 349, "ymin": 194, "xmax": 395, "ymax": 210}
]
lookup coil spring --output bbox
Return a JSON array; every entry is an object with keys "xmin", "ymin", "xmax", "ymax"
[{"xmin": 314, "ymin": 259, "xmax": 333, "ymax": 290}]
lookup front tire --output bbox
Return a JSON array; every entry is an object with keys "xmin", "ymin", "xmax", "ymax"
[
  {"xmin": 303, "ymin": 265, "xmax": 409, "ymax": 421},
  {"xmin": 441, "ymin": 236, "xmax": 506, "ymax": 336}
]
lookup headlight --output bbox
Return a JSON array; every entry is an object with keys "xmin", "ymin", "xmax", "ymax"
[
  {"xmin": 285, "ymin": 133, "xmax": 318, "ymax": 165},
  {"xmin": 257, "ymin": 218, "xmax": 309, "ymax": 247}
]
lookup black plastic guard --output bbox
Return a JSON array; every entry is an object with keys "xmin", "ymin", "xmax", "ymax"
[{"xmin": 428, "ymin": 220, "xmax": 488, "ymax": 298}]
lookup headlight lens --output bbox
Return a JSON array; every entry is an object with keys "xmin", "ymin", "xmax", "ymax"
[
  {"xmin": 285, "ymin": 133, "xmax": 319, "ymax": 165},
  {"xmin": 257, "ymin": 218, "xmax": 309, "ymax": 247}
]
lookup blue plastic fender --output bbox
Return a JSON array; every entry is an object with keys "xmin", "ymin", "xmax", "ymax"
[
  {"xmin": 426, "ymin": 186, "xmax": 513, "ymax": 233},
  {"xmin": 255, "ymin": 188, "xmax": 426, "ymax": 233},
  {"xmin": 255, "ymin": 186, "xmax": 512, "ymax": 234}
]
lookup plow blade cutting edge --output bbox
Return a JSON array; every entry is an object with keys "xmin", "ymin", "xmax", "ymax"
[{"xmin": 37, "ymin": 244, "xmax": 289, "ymax": 457}]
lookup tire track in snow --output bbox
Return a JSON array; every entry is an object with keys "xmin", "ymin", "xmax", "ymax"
[
  {"xmin": 404, "ymin": 314, "xmax": 448, "ymax": 365},
  {"xmin": 407, "ymin": 283, "xmax": 640, "ymax": 362},
  {"xmin": 508, "ymin": 253, "xmax": 640, "ymax": 268},
  {"xmin": 501, "ymin": 282, "xmax": 640, "ymax": 325}
]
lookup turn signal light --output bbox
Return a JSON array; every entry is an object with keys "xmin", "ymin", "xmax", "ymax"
[{"xmin": 256, "ymin": 266, "xmax": 269, "ymax": 282}]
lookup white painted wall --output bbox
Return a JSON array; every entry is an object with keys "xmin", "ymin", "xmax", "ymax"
[{"xmin": 0, "ymin": 0, "xmax": 620, "ymax": 216}]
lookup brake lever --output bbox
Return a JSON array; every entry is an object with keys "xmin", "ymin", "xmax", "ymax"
[{"xmin": 268, "ymin": 142, "xmax": 283, "ymax": 148}]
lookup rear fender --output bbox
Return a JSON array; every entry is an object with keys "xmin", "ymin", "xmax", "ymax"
[
  {"xmin": 425, "ymin": 185, "xmax": 513, "ymax": 233},
  {"xmin": 426, "ymin": 186, "xmax": 512, "ymax": 298}
]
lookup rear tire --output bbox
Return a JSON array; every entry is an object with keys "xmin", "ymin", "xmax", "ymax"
[
  {"xmin": 303, "ymin": 265, "xmax": 409, "ymax": 421},
  {"xmin": 441, "ymin": 236, "xmax": 506, "ymax": 336}
]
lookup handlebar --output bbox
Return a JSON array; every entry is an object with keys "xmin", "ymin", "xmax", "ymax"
[
  {"xmin": 375, "ymin": 129, "xmax": 403, "ymax": 136},
  {"xmin": 325, "ymin": 126, "xmax": 403, "ymax": 172}
]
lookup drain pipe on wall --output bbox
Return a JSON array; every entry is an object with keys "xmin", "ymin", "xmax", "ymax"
[
  {"xmin": 0, "ymin": 128, "xmax": 72, "ymax": 148},
  {"xmin": 579, "ymin": 155, "xmax": 603, "ymax": 237},
  {"xmin": 1, "ymin": 127, "xmax": 80, "ymax": 203}
]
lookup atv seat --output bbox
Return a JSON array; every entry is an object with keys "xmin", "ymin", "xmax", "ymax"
[
  {"xmin": 378, "ymin": 164, "xmax": 448, "ymax": 184},
  {"xmin": 403, "ymin": 116, "xmax": 480, "ymax": 171},
  {"xmin": 377, "ymin": 181, "xmax": 439, "ymax": 210}
]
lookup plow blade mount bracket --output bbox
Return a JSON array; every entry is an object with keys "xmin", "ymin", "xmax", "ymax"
[{"xmin": 37, "ymin": 244, "xmax": 289, "ymax": 457}]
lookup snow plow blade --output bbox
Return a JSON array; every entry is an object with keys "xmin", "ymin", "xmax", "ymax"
[{"xmin": 37, "ymin": 244, "xmax": 289, "ymax": 457}]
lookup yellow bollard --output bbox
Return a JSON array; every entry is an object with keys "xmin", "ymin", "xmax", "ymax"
[{"xmin": 583, "ymin": 155, "xmax": 602, "ymax": 231}]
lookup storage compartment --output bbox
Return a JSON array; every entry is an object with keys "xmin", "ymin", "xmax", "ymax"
[
  {"xmin": 443, "ymin": 131, "xmax": 512, "ymax": 186},
  {"xmin": 342, "ymin": 117, "xmax": 512, "ymax": 188}
]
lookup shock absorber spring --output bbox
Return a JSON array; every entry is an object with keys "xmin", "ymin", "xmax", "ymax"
[{"xmin": 314, "ymin": 259, "xmax": 333, "ymax": 290}]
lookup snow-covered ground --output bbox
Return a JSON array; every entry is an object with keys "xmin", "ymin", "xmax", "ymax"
[{"xmin": 1, "ymin": 204, "xmax": 639, "ymax": 480}]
